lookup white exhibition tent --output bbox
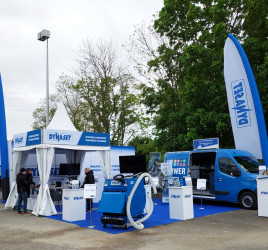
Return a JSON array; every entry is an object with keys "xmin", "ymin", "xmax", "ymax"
[{"xmin": 5, "ymin": 102, "xmax": 111, "ymax": 216}]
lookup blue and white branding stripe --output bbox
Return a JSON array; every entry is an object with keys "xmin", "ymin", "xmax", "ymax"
[
  {"xmin": 43, "ymin": 129, "xmax": 110, "ymax": 147},
  {"xmin": 14, "ymin": 132, "xmax": 27, "ymax": 147},
  {"xmin": 14, "ymin": 130, "xmax": 42, "ymax": 147}
]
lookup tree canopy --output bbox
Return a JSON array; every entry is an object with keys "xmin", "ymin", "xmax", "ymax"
[
  {"xmin": 32, "ymin": 40, "xmax": 145, "ymax": 145},
  {"xmin": 133, "ymin": 0, "xmax": 267, "ymax": 152}
]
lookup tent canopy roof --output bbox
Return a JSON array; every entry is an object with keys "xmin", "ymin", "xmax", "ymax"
[{"xmin": 47, "ymin": 102, "xmax": 77, "ymax": 131}]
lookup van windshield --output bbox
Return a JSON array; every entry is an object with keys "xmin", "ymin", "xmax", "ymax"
[{"xmin": 234, "ymin": 156, "xmax": 260, "ymax": 173}]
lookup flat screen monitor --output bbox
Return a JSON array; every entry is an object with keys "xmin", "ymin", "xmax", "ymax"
[
  {"xmin": 119, "ymin": 155, "xmax": 147, "ymax": 174},
  {"xmin": 59, "ymin": 163, "xmax": 80, "ymax": 176}
]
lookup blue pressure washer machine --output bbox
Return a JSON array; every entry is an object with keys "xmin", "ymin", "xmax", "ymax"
[{"xmin": 98, "ymin": 174, "xmax": 146, "ymax": 229}]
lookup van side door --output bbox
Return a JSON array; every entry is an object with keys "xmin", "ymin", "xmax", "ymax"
[{"xmin": 215, "ymin": 152, "xmax": 241, "ymax": 202}]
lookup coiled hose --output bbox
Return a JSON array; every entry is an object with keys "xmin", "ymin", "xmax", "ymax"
[{"xmin": 126, "ymin": 173, "xmax": 157, "ymax": 230}]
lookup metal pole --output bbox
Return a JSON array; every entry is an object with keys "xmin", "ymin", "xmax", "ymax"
[
  {"xmin": 200, "ymin": 189, "xmax": 204, "ymax": 209},
  {"xmin": 46, "ymin": 38, "xmax": 49, "ymax": 127},
  {"xmin": 88, "ymin": 204, "xmax": 95, "ymax": 229}
]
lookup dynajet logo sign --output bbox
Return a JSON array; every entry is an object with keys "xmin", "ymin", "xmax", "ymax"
[
  {"xmin": 231, "ymin": 79, "xmax": 252, "ymax": 128},
  {"xmin": 48, "ymin": 132, "xmax": 73, "ymax": 142}
]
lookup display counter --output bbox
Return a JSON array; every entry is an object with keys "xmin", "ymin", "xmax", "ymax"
[
  {"xmin": 27, "ymin": 195, "xmax": 37, "ymax": 211},
  {"xmin": 168, "ymin": 186, "xmax": 194, "ymax": 220},
  {"xmin": 62, "ymin": 189, "xmax": 86, "ymax": 221},
  {"xmin": 257, "ymin": 175, "xmax": 268, "ymax": 217}
]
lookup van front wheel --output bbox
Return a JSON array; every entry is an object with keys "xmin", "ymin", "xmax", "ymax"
[{"xmin": 239, "ymin": 192, "xmax": 257, "ymax": 210}]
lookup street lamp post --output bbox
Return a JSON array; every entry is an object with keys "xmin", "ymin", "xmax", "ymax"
[{"xmin": 37, "ymin": 29, "xmax": 50, "ymax": 127}]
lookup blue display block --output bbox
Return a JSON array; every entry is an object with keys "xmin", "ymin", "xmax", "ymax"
[{"xmin": 98, "ymin": 192, "xmax": 126, "ymax": 214}]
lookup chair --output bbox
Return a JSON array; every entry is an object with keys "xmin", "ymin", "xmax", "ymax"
[{"xmin": 49, "ymin": 188, "xmax": 62, "ymax": 208}]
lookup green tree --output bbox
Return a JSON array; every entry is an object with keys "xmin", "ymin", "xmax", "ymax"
[
  {"xmin": 32, "ymin": 74, "xmax": 86, "ymax": 131},
  {"xmin": 137, "ymin": 0, "xmax": 267, "ymax": 151},
  {"xmin": 32, "ymin": 40, "xmax": 145, "ymax": 146}
]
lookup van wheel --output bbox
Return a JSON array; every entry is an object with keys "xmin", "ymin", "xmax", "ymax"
[{"xmin": 239, "ymin": 192, "xmax": 257, "ymax": 210}]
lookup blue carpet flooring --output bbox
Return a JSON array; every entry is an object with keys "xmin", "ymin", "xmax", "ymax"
[{"xmin": 46, "ymin": 199, "xmax": 241, "ymax": 234}]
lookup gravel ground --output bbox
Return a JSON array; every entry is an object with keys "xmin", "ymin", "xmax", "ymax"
[{"xmin": 0, "ymin": 193, "xmax": 268, "ymax": 250}]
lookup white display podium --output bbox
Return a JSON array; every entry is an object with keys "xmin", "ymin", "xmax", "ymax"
[
  {"xmin": 27, "ymin": 195, "xmax": 37, "ymax": 211},
  {"xmin": 257, "ymin": 176, "xmax": 268, "ymax": 217},
  {"xmin": 144, "ymin": 185, "xmax": 152, "ymax": 213},
  {"xmin": 168, "ymin": 186, "xmax": 194, "ymax": 220},
  {"xmin": 62, "ymin": 189, "xmax": 86, "ymax": 221}
]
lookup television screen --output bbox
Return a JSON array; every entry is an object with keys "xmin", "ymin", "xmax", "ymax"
[
  {"xmin": 119, "ymin": 155, "xmax": 147, "ymax": 174},
  {"xmin": 59, "ymin": 163, "xmax": 80, "ymax": 176}
]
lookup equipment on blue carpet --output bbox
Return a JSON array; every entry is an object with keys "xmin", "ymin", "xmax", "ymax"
[{"xmin": 98, "ymin": 172, "xmax": 156, "ymax": 230}]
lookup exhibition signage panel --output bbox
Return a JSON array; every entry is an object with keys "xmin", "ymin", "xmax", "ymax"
[
  {"xmin": 197, "ymin": 179, "xmax": 207, "ymax": 190},
  {"xmin": 62, "ymin": 189, "xmax": 86, "ymax": 221},
  {"xmin": 161, "ymin": 163, "xmax": 173, "ymax": 176},
  {"xmin": 14, "ymin": 129, "xmax": 110, "ymax": 148},
  {"xmin": 13, "ymin": 129, "xmax": 42, "ymax": 148},
  {"xmin": 169, "ymin": 186, "xmax": 194, "ymax": 220},
  {"xmin": 257, "ymin": 176, "xmax": 268, "ymax": 217},
  {"xmin": 43, "ymin": 129, "xmax": 110, "ymax": 146},
  {"xmin": 193, "ymin": 138, "xmax": 219, "ymax": 150},
  {"xmin": 84, "ymin": 184, "xmax": 96, "ymax": 199}
]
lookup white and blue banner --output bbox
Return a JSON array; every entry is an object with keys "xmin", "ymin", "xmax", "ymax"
[
  {"xmin": 224, "ymin": 34, "xmax": 268, "ymax": 163},
  {"xmin": 193, "ymin": 138, "xmax": 219, "ymax": 150},
  {"xmin": 14, "ymin": 129, "xmax": 110, "ymax": 148},
  {"xmin": 13, "ymin": 129, "xmax": 42, "ymax": 148},
  {"xmin": 43, "ymin": 129, "xmax": 110, "ymax": 147}
]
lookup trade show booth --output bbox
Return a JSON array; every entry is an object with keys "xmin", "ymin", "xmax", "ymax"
[{"xmin": 5, "ymin": 103, "xmax": 111, "ymax": 216}]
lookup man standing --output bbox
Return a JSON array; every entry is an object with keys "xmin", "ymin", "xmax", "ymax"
[
  {"xmin": 81, "ymin": 167, "xmax": 95, "ymax": 211},
  {"xmin": 26, "ymin": 168, "xmax": 35, "ymax": 197},
  {"xmin": 16, "ymin": 168, "xmax": 30, "ymax": 215}
]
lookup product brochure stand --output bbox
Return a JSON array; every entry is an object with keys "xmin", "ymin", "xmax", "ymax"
[
  {"xmin": 168, "ymin": 186, "xmax": 194, "ymax": 220},
  {"xmin": 257, "ymin": 175, "xmax": 268, "ymax": 217}
]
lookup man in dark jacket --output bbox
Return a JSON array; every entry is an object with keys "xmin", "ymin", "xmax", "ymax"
[
  {"xmin": 16, "ymin": 168, "xmax": 30, "ymax": 215},
  {"xmin": 26, "ymin": 168, "xmax": 35, "ymax": 197},
  {"xmin": 81, "ymin": 167, "xmax": 95, "ymax": 211}
]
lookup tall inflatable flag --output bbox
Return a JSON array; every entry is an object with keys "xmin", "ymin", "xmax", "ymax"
[
  {"xmin": 0, "ymin": 73, "xmax": 9, "ymax": 202},
  {"xmin": 224, "ymin": 34, "xmax": 268, "ymax": 165}
]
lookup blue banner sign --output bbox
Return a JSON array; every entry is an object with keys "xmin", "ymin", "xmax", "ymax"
[
  {"xmin": 14, "ymin": 129, "xmax": 41, "ymax": 148},
  {"xmin": 26, "ymin": 130, "xmax": 42, "ymax": 146},
  {"xmin": 193, "ymin": 138, "xmax": 219, "ymax": 150},
  {"xmin": 14, "ymin": 129, "xmax": 110, "ymax": 147},
  {"xmin": 78, "ymin": 132, "xmax": 110, "ymax": 147}
]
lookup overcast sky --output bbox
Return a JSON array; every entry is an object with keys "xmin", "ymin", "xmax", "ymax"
[{"xmin": 0, "ymin": 0, "xmax": 163, "ymax": 139}]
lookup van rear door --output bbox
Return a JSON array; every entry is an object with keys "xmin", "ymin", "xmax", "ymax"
[{"xmin": 215, "ymin": 150, "xmax": 242, "ymax": 202}]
